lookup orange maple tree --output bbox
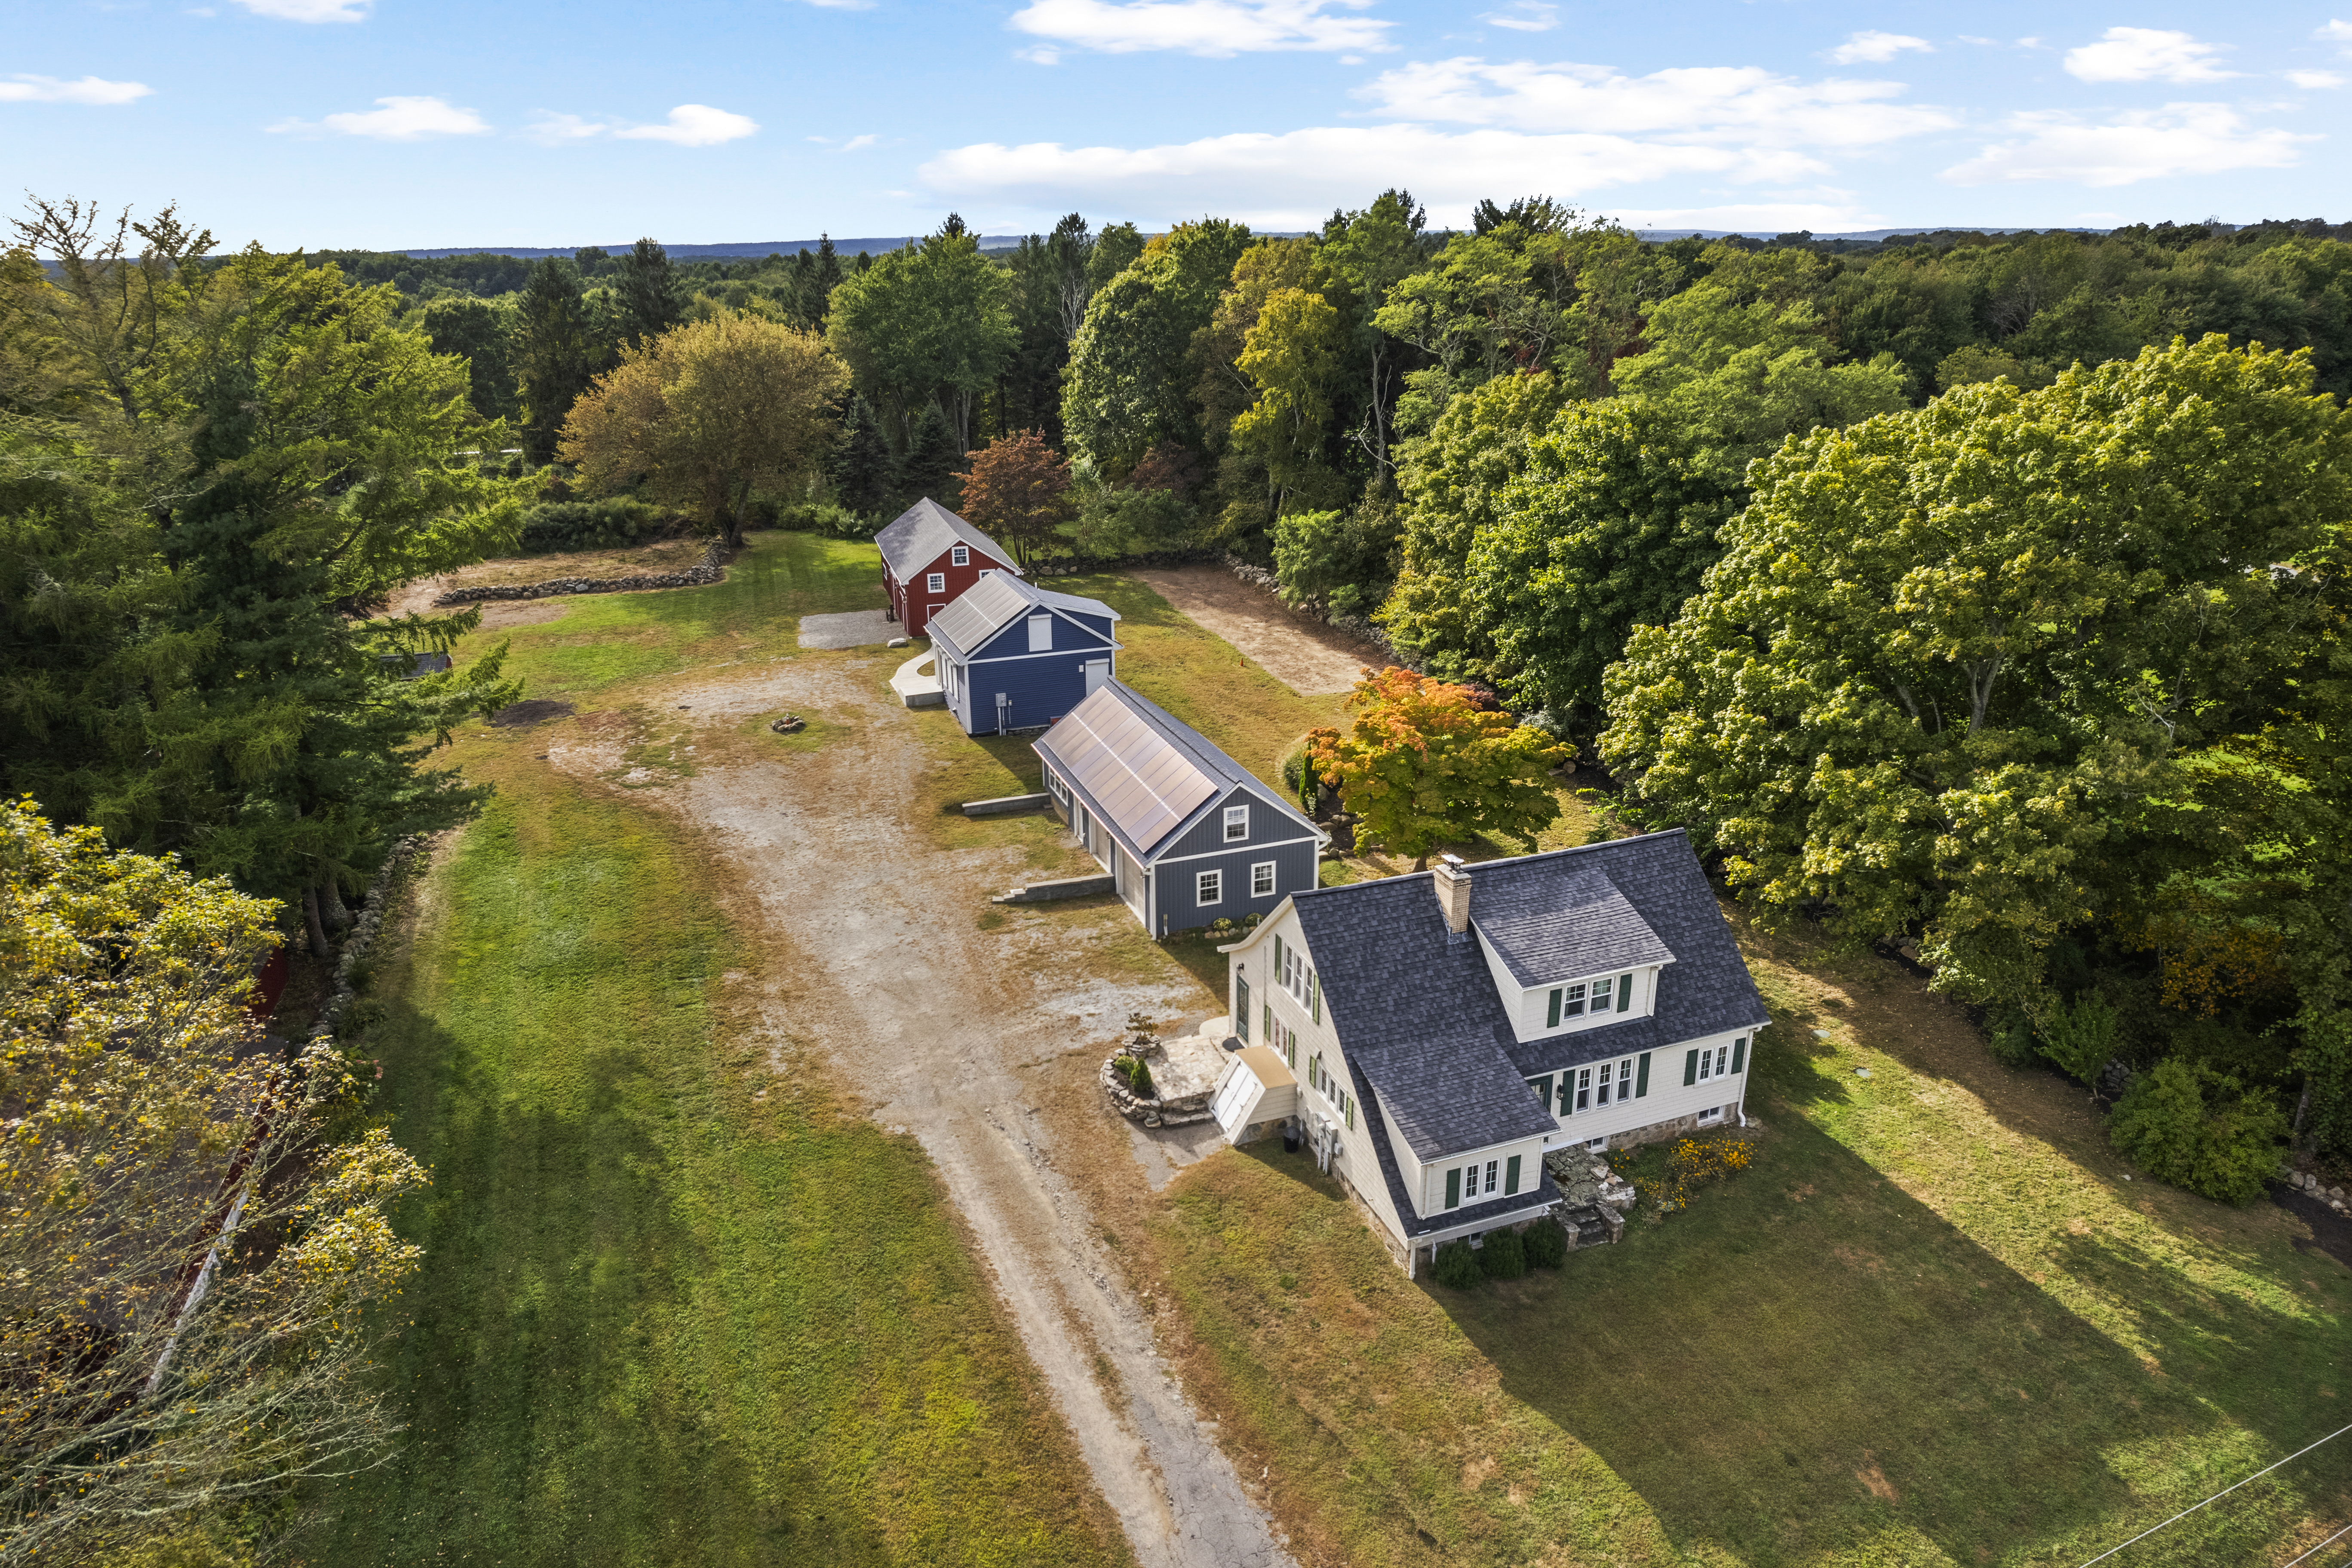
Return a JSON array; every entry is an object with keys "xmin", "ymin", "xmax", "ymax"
[{"xmin": 959, "ymin": 429, "xmax": 1075, "ymax": 564}]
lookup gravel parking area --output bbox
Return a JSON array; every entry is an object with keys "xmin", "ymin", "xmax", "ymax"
[
  {"xmin": 1128, "ymin": 566, "xmax": 1386, "ymax": 695},
  {"xmin": 797, "ymin": 608, "xmax": 898, "ymax": 649}
]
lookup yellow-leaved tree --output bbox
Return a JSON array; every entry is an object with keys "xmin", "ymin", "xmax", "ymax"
[
  {"xmin": 559, "ymin": 311, "xmax": 851, "ymax": 548},
  {"xmin": 0, "ymin": 801, "xmax": 428, "ymax": 1563}
]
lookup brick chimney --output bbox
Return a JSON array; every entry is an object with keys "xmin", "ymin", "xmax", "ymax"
[{"xmin": 1433, "ymin": 853, "xmax": 1471, "ymax": 940}]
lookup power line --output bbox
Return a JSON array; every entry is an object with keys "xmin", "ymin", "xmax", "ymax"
[
  {"xmin": 2281, "ymin": 1519, "xmax": 2352, "ymax": 1568},
  {"xmin": 2073, "ymin": 1420, "xmax": 2352, "ymax": 1568}
]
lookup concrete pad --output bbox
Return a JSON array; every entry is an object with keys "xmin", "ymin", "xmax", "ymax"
[{"xmin": 798, "ymin": 608, "xmax": 897, "ymax": 649}]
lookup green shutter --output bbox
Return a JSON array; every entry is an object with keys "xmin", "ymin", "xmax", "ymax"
[
  {"xmin": 1547, "ymin": 988, "xmax": 1562, "ymax": 1027},
  {"xmin": 1683, "ymin": 1049, "xmax": 1699, "ymax": 1086},
  {"xmin": 1309, "ymin": 970, "xmax": 1320, "ymax": 1022},
  {"xmin": 1346, "ymin": 1095, "xmax": 1355, "ymax": 1131},
  {"xmin": 1445, "ymin": 1168, "xmax": 1461, "ymax": 1208},
  {"xmin": 1618, "ymin": 973, "xmax": 1633, "ymax": 1012},
  {"xmin": 1731, "ymin": 1035, "xmax": 1746, "ymax": 1074},
  {"xmin": 1636, "ymin": 1052, "xmax": 1651, "ymax": 1096},
  {"xmin": 1262, "ymin": 1002, "xmax": 1273, "ymax": 1044},
  {"xmin": 1505, "ymin": 1154, "xmax": 1522, "ymax": 1195}
]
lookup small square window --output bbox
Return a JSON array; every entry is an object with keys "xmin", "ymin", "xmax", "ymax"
[
  {"xmin": 1251, "ymin": 861, "xmax": 1276, "ymax": 897},
  {"xmin": 951, "ymin": 544, "xmax": 969, "ymax": 566},
  {"xmin": 1196, "ymin": 869, "xmax": 1223, "ymax": 906},
  {"xmin": 1586, "ymin": 1136, "xmax": 1607, "ymax": 1151},
  {"xmin": 1698, "ymin": 1106, "xmax": 1723, "ymax": 1125},
  {"xmin": 926, "ymin": 572, "xmax": 946, "ymax": 593},
  {"xmin": 1223, "ymin": 804, "xmax": 1249, "ymax": 842}
]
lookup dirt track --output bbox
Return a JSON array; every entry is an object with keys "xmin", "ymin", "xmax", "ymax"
[
  {"xmin": 550, "ymin": 657, "xmax": 1294, "ymax": 1568},
  {"xmin": 1128, "ymin": 566, "xmax": 1386, "ymax": 695}
]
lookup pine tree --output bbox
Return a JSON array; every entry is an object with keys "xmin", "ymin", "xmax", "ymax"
[
  {"xmin": 832, "ymin": 394, "xmax": 897, "ymax": 517},
  {"xmin": 616, "ymin": 238, "xmax": 686, "ymax": 349},
  {"xmin": 513, "ymin": 258, "xmax": 597, "ymax": 463},
  {"xmin": 899, "ymin": 402, "xmax": 962, "ymax": 509}
]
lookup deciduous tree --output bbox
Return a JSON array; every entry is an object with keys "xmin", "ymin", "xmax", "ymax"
[
  {"xmin": 0, "ymin": 802, "xmax": 429, "ymax": 1562},
  {"xmin": 959, "ymin": 429, "xmax": 1073, "ymax": 564},
  {"xmin": 561, "ymin": 312, "xmax": 850, "ymax": 547},
  {"xmin": 1307, "ymin": 667, "xmax": 1566, "ymax": 868}
]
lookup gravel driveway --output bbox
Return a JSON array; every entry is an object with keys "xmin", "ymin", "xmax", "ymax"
[
  {"xmin": 1128, "ymin": 566, "xmax": 1388, "ymax": 695},
  {"xmin": 550, "ymin": 657, "xmax": 1294, "ymax": 1568}
]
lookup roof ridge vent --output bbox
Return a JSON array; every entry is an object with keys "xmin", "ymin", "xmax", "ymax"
[{"xmin": 1434, "ymin": 853, "xmax": 1471, "ymax": 942}]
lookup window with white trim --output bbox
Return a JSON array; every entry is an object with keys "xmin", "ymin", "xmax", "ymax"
[
  {"xmin": 1697, "ymin": 1105, "xmax": 1724, "ymax": 1125},
  {"xmin": 950, "ymin": 545, "xmax": 969, "ymax": 566},
  {"xmin": 1196, "ymin": 869, "xmax": 1222, "ymax": 906},
  {"xmin": 1028, "ymin": 614, "xmax": 1052, "ymax": 652},
  {"xmin": 926, "ymin": 572, "xmax": 946, "ymax": 593},
  {"xmin": 1481, "ymin": 1160, "xmax": 1499, "ymax": 1196},
  {"xmin": 1251, "ymin": 861, "xmax": 1276, "ymax": 898},
  {"xmin": 1223, "ymin": 804, "xmax": 1249, "ymax": 842},
  {"xmin": 1548, "ymin": 983, "xmax": 1586, "ymax": 1026}
]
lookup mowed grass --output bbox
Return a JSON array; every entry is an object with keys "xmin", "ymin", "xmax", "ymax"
[
  {"xmin": 479, "ymin": 531, "xmax": 885, "ymax": 700},
  {"xmin": 307, "ymin": 537, "xmax": 1129, "ymax": 1565},
  {"xmin": 1120, "ymin": 919, "xmax": 2352, "ymax": 1568}
]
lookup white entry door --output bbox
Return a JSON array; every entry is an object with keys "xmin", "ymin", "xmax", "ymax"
[{"xmin": 1082, "ymin": 658, "xmax": 1110, "ymax": 694}]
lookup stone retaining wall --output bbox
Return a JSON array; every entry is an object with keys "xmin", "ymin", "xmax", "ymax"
[
  {"xmin": 309, "ymin": 834, "xmax": 429, "ymax": 1042},
  {"xmin": 992, "ymin": 874, "xmax": 1115, "ymax": 904},
  {"xmin": 434, "ymin": 537, "xmax": 729, "ymax": 605},
  {"xmin": 1099, "ymin": 1054, "xmax": 1216, "ymax": 1127}
]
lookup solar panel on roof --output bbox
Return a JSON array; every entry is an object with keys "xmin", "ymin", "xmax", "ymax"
[{"xmin": 1044, "ymin": 688, "xmax": 1219, "ymax": 854}]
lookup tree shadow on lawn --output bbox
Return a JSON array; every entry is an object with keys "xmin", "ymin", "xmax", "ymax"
[
  {"xmin": 1444, "ymin": 1111, "xmax": 2338, "ymax": 1566},
  {"xmin": 307, "ymin": 1005, "xmax": 894, "ymax": 1567}
]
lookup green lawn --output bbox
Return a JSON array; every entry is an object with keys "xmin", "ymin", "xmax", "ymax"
[
  {"xmin": 1124, "ymin": 923, "xmax": 2352, "ymax": 1568},
  {"xmin": 307, "ymin": 535, "xmax": 1128, "ymax": 1566}
]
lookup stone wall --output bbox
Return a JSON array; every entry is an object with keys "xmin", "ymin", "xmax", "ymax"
[
  {"xmin": 434, "ymin": 537, "xmax": 729, "ymax": 604},
  {"xmin": 309, "ymin": 834, "xmax": 429, "ymax": 1043}
]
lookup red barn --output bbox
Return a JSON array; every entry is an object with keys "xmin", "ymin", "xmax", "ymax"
[{"xmin": 876, "ymin": 497, "xmax": 1023, "ymax": 637}]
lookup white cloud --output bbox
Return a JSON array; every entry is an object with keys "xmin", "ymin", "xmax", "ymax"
[
  {"xmin": 521, "ymin": 112, "xmax": 606, "ymax": 146},
  {"xmin": 1481, "ymin": 2, "xmax": 1557, "ymax": 33},
  {"xmin": 2063, "ymin": 27, "xmax": 2233, "ymax": 84},
  {"xmin": 1019, "ymin": 43, "xmax": 1063, "ymax": 63},
  {"xmin": 1942, "ymin": 103, "xmax": 2310, "ymax": 185},
  {"xmin": 921, "ymin": 124, "xmax": 1842, "ymax": 230},
  {"xmin": 0, "ymin": 74, "xmax": 154, "ymax": 104},
  {"xmin": 2321, "ymin": 19, "xmax": 2352, "ymax": 44},
  {"xmin": 1356, "ymin": 57, "xmax": 1956, "ymax": 147},
  {"xmin": 1007, "ymin": 0, "xmax": 1389, "ymax": 57},
  {"xmin": 2287, "ymin": 69, "xmax": 2346, "ymax": 89},
  {"xmin": 273, "ymin": 95, "xmax": 489, "ymax": 139},
  {"xmin": 613, "ymin": 104, "xmax": 758, "ymax": 145},
  {"xmin": 233, "ymin": 0, "xmax": 369, "ymax": 20},
  {"xmin": 1828, "ymin": 31, "xmax": 1931, "ymax": 65},
  {"xmin": 838, "ymin": 132, "xmax": 880, "ymax": 151}
]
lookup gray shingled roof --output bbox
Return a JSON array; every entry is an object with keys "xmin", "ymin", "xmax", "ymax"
[
  {"xmin": 1472, "ymin": 859, "xmax": 1674, "ymax": 988},
  {"xmin": 1350, "ymin": 1059, "xmax": 1562, "ymax": 1239},
  {"xmin": 927, "ymin": 572, "xmax": 1119, "ymax": 662},
  {"xmin": 1034, "ymin": 681, "xmax": 1320, "ymax": 864},
  {"xmin": 874, "ymin": 497, "xmax": 1022, "ymax": 580},
  {"xmin": 1290, "ymin": 831, "xmax": 1769, "ymax": 1163}
]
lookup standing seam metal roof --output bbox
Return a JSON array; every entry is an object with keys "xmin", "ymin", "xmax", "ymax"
[
  {"xmin": 874, "ymin": 497, "xmax": 1022, "ymax": 580},
  {"xmin": 927, "ymin": 572, "xmax": 1120, "ymax": 662},
  {"xmin": 1034, "ymin": 682, "xmax": 1321, "ymax": 863}
]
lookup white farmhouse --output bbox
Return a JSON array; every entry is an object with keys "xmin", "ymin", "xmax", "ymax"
[{"xmin": 1212, "ymin": 830, "xmax": 1770, "ymax": 1275}]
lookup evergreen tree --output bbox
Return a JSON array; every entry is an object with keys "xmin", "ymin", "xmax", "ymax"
[
  {"xmin": 615, "ymin": 238, "xmax": 686, "ymax": 349},
  {"xmin": 899, "ymin": 402, "xmax": 961, "ymax": 508},
  {"xmin": 833, "ymin": 394, "xmax": 896, "ymax": 517},
  {"xmin": 513, "ymin": 258, "xmax": 597, "ymax": 463}
]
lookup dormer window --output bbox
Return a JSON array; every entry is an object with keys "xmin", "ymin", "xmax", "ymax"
[
  {"xmin": 1547, "ymin": 984, "xmax": 1585, "ymax": 1026},
  {"xmin": 1542, "ymin": 971, "xmax": 1638, "ymax": 1031},
  {"xmin": 951, "ymin": 545, "xmax": 970, "ymax": 566}
]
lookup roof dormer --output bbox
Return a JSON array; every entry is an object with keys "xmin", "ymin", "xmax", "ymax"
[{"xmin": 1462, "ymin": 859, "xmax": 1676, "ymax": 1041}]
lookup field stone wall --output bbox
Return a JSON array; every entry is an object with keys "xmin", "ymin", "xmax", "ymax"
[
  {"xmin": 310, "ymin": 834, "xmax": 429, "ymax": 1042},
  {"xmin": 434, "ymin": 537, "xmax": 728, "ymax": 605}
]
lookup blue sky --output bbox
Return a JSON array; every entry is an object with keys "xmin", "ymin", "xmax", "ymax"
[{"xmin": 9, "ymin": 0, "xmax": 2352, "ymax": 249}]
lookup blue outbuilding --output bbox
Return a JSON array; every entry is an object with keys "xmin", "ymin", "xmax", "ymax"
[
  {"xmin": 929, "ymin": 572, "xmax": 1122, "ymax": 736},
  {"xmin": 1035, "ymin": 680, "xmax": 1327, "ymax": 936}
]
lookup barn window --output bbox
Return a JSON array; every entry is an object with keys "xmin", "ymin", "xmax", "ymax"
[
  {"xmin": 951, "ymin": 545, "xmax": 969, "ymax": 566},
  {"xmin": 1028, "ymin": 614, "xmax": 1052, "ymax": 652},
  {"xmin": 1251, "ymin": 861, "xmax": 1275, "ymax": 897},
  {"xmin": 927, "ymin": 572, "xmax": 945, "ymax": 593},
  {"xmin": 1196, "ymin": 869, "xmax": 1222, "ymax": 906},
  {"xmin": 1223, "ymin": 804, "xmax": 1249, "ymax": 841}
]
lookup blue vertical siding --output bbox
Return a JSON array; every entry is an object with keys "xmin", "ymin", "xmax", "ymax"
[{"xmin": 1151, "ymin": 840, "xmax": 1318, "ymax": 933}]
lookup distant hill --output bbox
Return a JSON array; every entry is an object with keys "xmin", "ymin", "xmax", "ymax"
[{"xmin": 396, "ymin": 237, "xmax": 1030, "ymax": 260}]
